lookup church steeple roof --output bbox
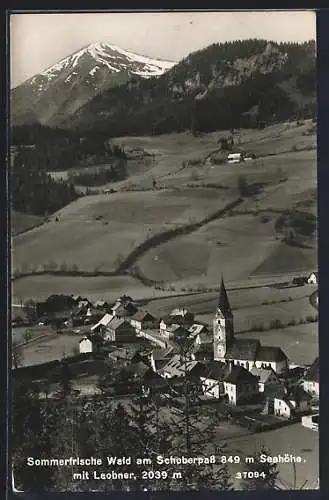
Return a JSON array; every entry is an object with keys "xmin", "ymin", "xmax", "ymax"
[{"xmin": 217, "ymin": 276, "xmax": 232, "ymax": 317}]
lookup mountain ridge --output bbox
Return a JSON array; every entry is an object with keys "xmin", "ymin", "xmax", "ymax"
[
  {"xmin": 11, "ymin": 42, "xmax": 176, "ymax": 127},
  {"xmin": 63, "ymin": 39, "xmax": 316, "ymax": 136},
  {"xmin": 11, "ymin": 39, "xmax": 316, "ymax": 135}
]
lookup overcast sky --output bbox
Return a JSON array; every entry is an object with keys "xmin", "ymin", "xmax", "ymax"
[{"xmin": 10, "ymin": 10, "xmax": 316, "ymax": 88}]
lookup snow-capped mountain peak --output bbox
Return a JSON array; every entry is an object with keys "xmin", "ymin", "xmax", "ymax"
[
  {"xmin": 12, "ymin": 42, "xmax": 176, "ymax": 127},
  {"xmin": 39, "ymin": 42, "xmax": 175, "ymax": 81}
]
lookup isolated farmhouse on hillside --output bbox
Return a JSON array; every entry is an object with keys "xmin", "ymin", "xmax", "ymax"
[{"xmin": 307, "ymin": 272, "xmax": 319, "ymax": 285}]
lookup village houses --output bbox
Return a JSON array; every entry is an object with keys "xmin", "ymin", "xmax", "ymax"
[
  {"xmin": 265, "ymin": 385, "xmax": 312, "ymax": 419},
  {"xmin": 200, "ymin": 360, "xmax": 259, "ymax": 405},
  {"xmin": 302, "ymin": 357, "xmax": 319, "ymax": 400}
]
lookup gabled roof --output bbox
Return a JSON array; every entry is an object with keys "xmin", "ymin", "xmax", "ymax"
[
  {"xmin": 200, "ymin": 360, "xmax": 227, "ymax": 380},
  {"xmin": 107, "ymin": 317, "xmax": 130, "ymax": 331},
  {"xmin": 160, "ymin": 315, "xmax": 184, "ymax": 326},
  {"xmin": 250, "ymin": 367, "xmax": 277, "ymax": 384},
  {"xmin": 166, "ymin": 324, "xmax": 188, "ymax": 335},
  {"xmin": 91, "ymin": 313, "xmax": 114, "ymax": 331},
  {"xmin": 304, "ymin": 357, "xmax": 319, "ymax": 383},
  {"xmin": 274, "ymin": 385, "xmax": 312, "ymax": 403},
  {"xmin": 159, "ymin": 354, "xmax": 200, "ymax": 378},
  {"xmin": 224, "ymin": 365, "xmax": 258, "ymax": 385},
  {"xmin": 79, "ymin": 336, "xmax": 91, "ymax": 343},
  {"xmin": 308, "ymin": 271, "xmax": 319, "ymax": 280},
  {"xmin": 256, "ymin": 346, "xmax": 287, "ymax": 363},
  {"xmin": 225, "ymin": 338, "xmax": 260, "ymax": 361},
  {"xmin": 217, "ymin": 277, "xmax": 232, "ymax": 317},
  {"xmin": 151, "ymin": 346, "xmax": 176, "ymax": 360},
  {"xmin": 131, "ymin": 310, "xmax": 156, "ymax": 322}
]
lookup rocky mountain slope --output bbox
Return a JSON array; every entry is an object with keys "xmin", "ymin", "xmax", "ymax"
[
  {"xmin": 11, "ymin": 42, "xmax": 175, "ymax": 126},
  {"xmin": 62, "ymin": 39, "xmax": 316, "ymax": 136}
]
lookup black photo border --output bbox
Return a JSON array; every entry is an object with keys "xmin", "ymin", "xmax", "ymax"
[{"xmin": 1, "ymin": 6, "xmax": 328, "ymax": 500}]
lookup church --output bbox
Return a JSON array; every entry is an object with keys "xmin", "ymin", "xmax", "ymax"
[{"xmin": 213, "ymin": 278, "xmax": 289, "ymax": 375}]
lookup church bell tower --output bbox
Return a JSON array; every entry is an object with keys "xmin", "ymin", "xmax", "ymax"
[{"xmin": 213, "ymin": 277, "xmax": 234, "ymax": 360}]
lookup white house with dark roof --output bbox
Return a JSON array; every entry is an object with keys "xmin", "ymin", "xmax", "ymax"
[
  {"xmin": 303, "ymin": 357, "xmax": 319, "ymax": 399},
  {"xmin": 79, "ymin": 337, "xmax": 93, "ymax": 353},
  {"xmin": 271, "ymin": 386, "xmax": 312, "ymax": 419},
  {"xmin": 213, "ymin": 278, "xmax": 289, "ymax": 375},
  {"xmin": 200, "ymin": 360, "xmax": 259, "ymax": 405}
]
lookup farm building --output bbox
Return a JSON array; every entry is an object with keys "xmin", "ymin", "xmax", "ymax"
[
  {"xmin": 227, "ymin": 152, "xmax": 244, "ymax": 164},
  {"xmin": 130, "ymin": 310, "xmax": 158, "ymax": 332},
  {"xmin": 307, "ymin": 272, "xmax": 319, "ymax": 284},
  {"xmin": 104, "ymin": 317, "xmax": 137, "ymax": 342},
  {"xmin": 91, "ymin": 313, "xmax": 114, "ymax": 334}
]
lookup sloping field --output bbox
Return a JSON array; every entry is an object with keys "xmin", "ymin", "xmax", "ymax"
[
  {"xmin": 12, "ymin": 187, "xmax": 236, "ymax": 274},
  {"xmin": 135, "ymin": 147, "xmax": 317, "ymax": 287},
  {"xmin": 11, "ymin": 211, "xmax": 44, "ymax": 236},
  {"xmin": 136, "ymin": 213, "xmax": 279, "ymax": 284},
  {"xmin": 252, "ymin": 241, "xmax": 316, "ymax": 276},
  {"xmin": 112, "ymin": 121, "xmax": 315, "ymax": 191}
]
